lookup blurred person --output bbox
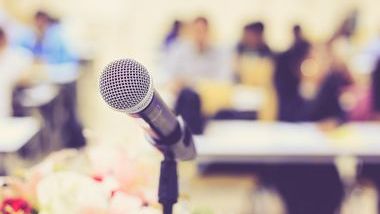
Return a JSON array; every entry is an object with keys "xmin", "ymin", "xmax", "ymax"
[
  {"xmin": 272, "ymin": 43, "xmax": 346, "ymax": 213},
  {"xmin": 0, "ymin": 26, "xmax": 32, "ymax": 117},
  {"xmin": 372, "ymin": 59, "xmax": 380, "ymax": 118},
  {"xmin": 233, "ymin": 21, "xmax": 276, "ymax": 120},
  {"xmin": 165, "ymin": 16, "xmax": 232, "ymax": 133},
  {"xmin": 291, "ymin": 25, "xmax": 309, "ymax": 50},
  {"xmin": 162, "ymin": 20, "xmax": 183, "ymax": 51},
  {"xmin": 15, "ymin": 10, "xmax": 85, "ymax": 149},
  {"xmin": 274, "ymin": 38, "xmax": 309, "ymax": 121},
  {"xmin": 236, "ymin": 21, "xmax": 271, "ymax": 58},
  {"xmin": 328, "ymin": 10, "xmax": 358, "ymax": 45},
  {"xmin": 324, "ymin": 11, "xmax": 378, "ymax": 122},
  {"xmin": 234, "ymin": 21, "xmax": 272, "ymax": 83},
  {"xmin": 271, "ymin": 25, "xmax": 358, "ymax": 214},
  {"xmin": 165, "ymin": 16, "xmax": 232, "ymax": 87},
  {"xmin": 19, "ymin": 10, "xmax": 78, "ymax": 65},
  {"xmin": 326, "ymin": 9, "xmax": 358, "ymax": 65},
  {"xmin": 274, "ymin": 37, "xmax": 352, "ymax": 122},
  {"xmin": 15, "ymin": 10, "xmax": 80, "ymax": 84}
]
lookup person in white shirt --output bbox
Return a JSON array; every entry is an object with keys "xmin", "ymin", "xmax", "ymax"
[
  {"xmin": 161, "ymin": 17, "xmax": 231, "ymax": 134},
  {"xmin": 164, "ymin": 16, "xmax": 232, "ymax": 87},
  {"xmin": 0, "ymin": 27, "xmax": 33, "ymax": 117}
]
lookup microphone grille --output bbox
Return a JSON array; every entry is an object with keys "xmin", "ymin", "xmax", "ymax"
[{"xmin": 99, "ymin": 58, "xmax": 154, "ymax": 113}]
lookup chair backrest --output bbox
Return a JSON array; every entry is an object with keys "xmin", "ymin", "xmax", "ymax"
[
  {"xmin": 196, "ymin": 80, "xmax": 234, "ymax": 116},
  {"xmin": 238, "ymin": 56, "xmax": 277, "ymax": 120}
]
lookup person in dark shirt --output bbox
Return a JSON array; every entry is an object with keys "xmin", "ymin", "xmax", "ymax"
[
  {"xmin": 236, "ymin": 21, "xmax": 271, "ymax": 57},
  {"xmin": 372, "ymin": 59, "xmax": 380, "ymax": 116},
  {"xmin": 274, "ymin": 25, "xmax": 351, "ymax": 122},
  {"xmin": 268, "ymin": 45, "xmax": 348, "ymax": 212},
  {"xmin": 234, "ymin": 21, "xmax": 272, "ymax": 84},
  {"xmin": 274, "ymin": 38, "xmax": 310, "ymax": 121},
  {"xmin": 292, "ymin": 25, "xmax": 309, "ymax": 50}
]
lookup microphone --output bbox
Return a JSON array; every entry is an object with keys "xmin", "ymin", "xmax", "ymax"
[{"xmin": 99, "ymin": 58, "xmax": 196, "ymax": 161}]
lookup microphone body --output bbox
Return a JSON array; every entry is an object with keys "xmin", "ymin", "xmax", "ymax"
[
  {"xmin": 137, "ymin": 91, "xmax": 196, "ymax": 160},
  {"xmin": 139, "ymin": 92, "xmax": 178, "ymax": 138},
  {"xmin": 99, "ymin": 58, "xmax": 196, "ymax": 161}
]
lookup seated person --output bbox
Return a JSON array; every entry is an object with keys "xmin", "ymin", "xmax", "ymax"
[
  {"xmin": 0, "ymin": 27, "xmax": 33, "ymax": 117},
  {"xmin": 19, "ymin": 11, "xmax": 77, "ymax": 64},
  {"xmin": 235, "ymin": 21, "xmax": 272, "ymax": 82},
  {"xmin": 165, "ymin": 17, "xmax": 232, "ymax": 133},
  {"xmin": 272, "ymin": 41, "xmax": 349, "ymax": 214},
  {"xmin": 291, "ymin": 25, "xmax": 310, "ymax": 52},
  {"xmin": 234, "ymin": 21, "xmax": 276, "ymax": 120},
  {"xmin": 274, "ymin": 40, "xmax": 352, "ymax": 123},
  {"xmin": 236, "ymin": 21, "xmax": 272, "ymax": 58},
  {"xmin": 16, "ymin": 11, "xmax": 85, "ymax": 148},
  {"xmin": 165, "ymin": 16, "xmax": 232, "ymax": 88},
  {"xmin": 272, "ymin": 23, "xmax": 356, "ymax": 214},
  {"xmin": 17, "ymin": 10, "xmax": 79, "ymax": 84}
]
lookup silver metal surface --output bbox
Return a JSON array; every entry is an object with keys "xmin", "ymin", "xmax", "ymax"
[{"xmin": 99, "ymin": 58, "xmax": 154, "ymax": 113}]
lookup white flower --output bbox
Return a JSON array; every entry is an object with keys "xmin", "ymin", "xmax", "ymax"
[
  {"xmin": 108, "ymin": 192, "xmax": 142, "ymax": 214},
  {"xmin": 37, "ymin": 171, "xmax": 108, "ymax": 214}
]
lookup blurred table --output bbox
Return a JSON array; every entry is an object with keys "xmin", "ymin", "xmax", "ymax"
[
  {"xmin": 195, "ymin": 121, "xmax": 380, "ymax": 213},
  {"xmin": 195, "ymin": 121, "xmax": 380, "ymax": 164},
  {"xmin": 0, "ymin": 117, "xmax": 40, "ymax": 174}
]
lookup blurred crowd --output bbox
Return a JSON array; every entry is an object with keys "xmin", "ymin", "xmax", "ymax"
[
  {"xmin": 2, "ymin": 8, "xmax": 379, "ymax": 141},
  {"xmin": 1, "ymin": 9, "xmax": 85, "ymax": 152},
  {"xmin": 158, "ymin": 13, "xmax": 380, "ymax": 214},
  {"xmin": 160, "ymin": 13, "xmax": 380, "ymax": 134},
  {"xmin": 1, "ymin": 4, "xmax": 380, "ymax": 214}
]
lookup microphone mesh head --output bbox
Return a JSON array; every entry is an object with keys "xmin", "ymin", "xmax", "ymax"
[{"xmin": 99, "ymin": 58, "xmax": 154, "ymax": 113}]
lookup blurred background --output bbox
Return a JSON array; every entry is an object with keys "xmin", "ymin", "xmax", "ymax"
[{"xmin": 1, "ymin": 0, "xmax": 380, "ymax": 213}]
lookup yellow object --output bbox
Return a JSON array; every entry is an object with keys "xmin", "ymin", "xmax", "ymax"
[
  {"xmin": 239, "ymin": 56, "xmax": 273, "ymax": 86},
  {"xmin": 326, "ymin": 125, "xmax": 360, "ymax": 148},
  {"xmin": 197, "ymin": 81, "xmax": 233, "ymax": 116},
  {"xmin": 238, "ymin": 56, "xmax": 277, "ymax": 121}
]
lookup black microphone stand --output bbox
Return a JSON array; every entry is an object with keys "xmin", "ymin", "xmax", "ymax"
[
  {"xmin": 158, "ymin": 149, "xmax": 178, "ymax": 214},
  {"xmin": 150, "ymin": 117, "xmax": 196, "ymax": 214}
]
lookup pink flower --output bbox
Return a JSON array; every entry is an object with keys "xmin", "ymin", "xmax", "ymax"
[{"xmin": 1, "ymin": 198, "xmax": 33, "ymax": 214}]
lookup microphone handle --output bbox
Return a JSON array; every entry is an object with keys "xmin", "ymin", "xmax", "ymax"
[{"xmin": 139, "ymin": 91, "xmax": 180, "ymax": 141}]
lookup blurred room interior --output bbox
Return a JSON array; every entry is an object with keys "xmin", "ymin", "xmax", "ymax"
[{"xmin": 1, "ymin": 0, "xmax": 380, "ymax": 213}]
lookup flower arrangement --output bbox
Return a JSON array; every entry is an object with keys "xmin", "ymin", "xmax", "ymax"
[{"xmin": 0, "ymin": 144, "xmax": 164, "ymax": 214}]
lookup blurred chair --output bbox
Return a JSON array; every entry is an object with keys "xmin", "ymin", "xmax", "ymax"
[
  {"xmin": 238, "ymin": 56, "xmax": 277, "ymax": 121},
  {"xmin": 196, "ymin": 80, "xmax": 233, "ymax": 117}
]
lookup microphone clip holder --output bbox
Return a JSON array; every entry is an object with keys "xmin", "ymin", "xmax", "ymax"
[{"xmin": 150, "ymin": 116, "xmax": 196, "ymax": 161}]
